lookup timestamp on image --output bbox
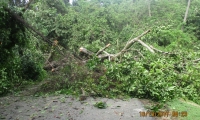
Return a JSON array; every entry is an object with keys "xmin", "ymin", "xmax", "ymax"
[{"xmin": 139, "ymin": 111, "xmax": 187, "ymax": 117}]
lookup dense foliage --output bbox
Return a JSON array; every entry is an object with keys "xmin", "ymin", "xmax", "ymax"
[
  {"xmin": 1, "ymin": 0, "xmax": 200, "ymax": 105},
  {"xmin": 0, "ymin": 1, "xmax": 46, "ymax": 95}
]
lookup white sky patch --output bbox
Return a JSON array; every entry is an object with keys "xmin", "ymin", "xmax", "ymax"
[
  {"xmin": 69, "ymin": 0, "xmax": 73, "ymax": 5},
  {"xmin": 20, "ymin": 0, "xmax": 29, "ymax": 3}
]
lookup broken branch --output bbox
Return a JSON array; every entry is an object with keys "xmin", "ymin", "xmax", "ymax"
[{"xmin": 96, "ymin": 43, "xmax": 111, "ymax": 56}]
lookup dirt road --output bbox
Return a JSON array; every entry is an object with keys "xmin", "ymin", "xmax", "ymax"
[{"xmin": 0, "ymin": 95, "xmax": 154, "ymax": 120}]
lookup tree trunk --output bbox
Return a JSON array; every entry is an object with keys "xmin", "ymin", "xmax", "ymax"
[
  {"xmin": 79, "ymin": 30, "xmax": 153, "ymax": 61},
  {"xmin": 183, "ymin": 0, "xmax": 191, "ymax": 23},
  {"xmin": 148, "ymin": 0, "xmax": 151, "ymax": 17}
]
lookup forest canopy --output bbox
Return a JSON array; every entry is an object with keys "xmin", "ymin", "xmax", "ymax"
[{"xmin": 0, "ymin": 0, "xmax": 200, "ymax": 105}]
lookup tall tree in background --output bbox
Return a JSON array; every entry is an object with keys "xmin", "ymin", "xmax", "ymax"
[
  {"xmin": 147, "ymin": 0, "xmax": 151, "ymax": 17},
  {"xmin": 9, "ymin": 0, "xmax": 26, "ymax": 6},
  {"xmin": 183, "ymin": 0, "xmax": 191, "ymax": 23}
]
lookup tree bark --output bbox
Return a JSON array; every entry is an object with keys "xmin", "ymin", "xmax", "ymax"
[
  {"xmin": 96, "ymin": 44, "xmax": 111, "ymax": 56},
  {"xmin": 4, "ymin": 7, "xmax": 52, "ymax": 45},
  {"xmin": 147, "ymin": 0, "xmax": 151, "ymax": 17},
  {"xmin": 183, "ymin": 0, "xmax": 191, "ymax": 23},
  {"xmin": 193, "ymin": 58, "xmax": 200, "ymax": 63},
  {"xmin": 79, "ymin": 30, "xmax": 153, "ymax": 61},
  {"xmin": 24, "ymin": 0, "xmax": 34, "ymax": 10},
  {"xmin": 3, "ymin": 7, "xmax": 69, "ymax": 57}
]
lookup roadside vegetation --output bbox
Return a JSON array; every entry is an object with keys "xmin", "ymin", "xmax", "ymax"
[{"xmin": 1, "ymin": 0, "xmax": 200, "ymax": 114}]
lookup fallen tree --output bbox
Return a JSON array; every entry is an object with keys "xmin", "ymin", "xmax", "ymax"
[
  {"xmin": 3, "ymin": 7, "xmax": 82, "ymax": 72},
  {"xmin": 42, "ymin": 29, "xmax": 200, "ymax": 72},
  {"xmin": 79, "ymin": 29, "xmax": 157, "ymax": 61},
  {"xmin": 78, "ymin": 29, "xmax": 182, "ymax": 62},
  {"xmin": 4, "ymin": 7, "xmax": 199, "ymax": 73}
]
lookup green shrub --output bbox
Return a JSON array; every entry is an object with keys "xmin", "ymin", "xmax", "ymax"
[
  {"xmin": 79, "ymin": 54, "xmax": 200, "ymax": 103},
  {"xmin": 144, "ymin": 26, "xmax": 194, "ymax": 50}
]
